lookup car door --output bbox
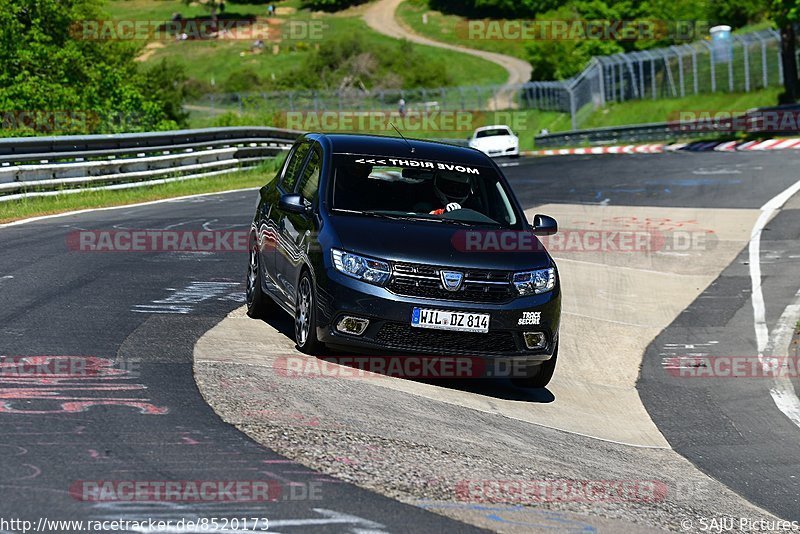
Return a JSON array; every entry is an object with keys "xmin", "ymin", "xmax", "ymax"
[
  {"xmin": 262, "ymin": 141, "xmax": 311, "ymax": 301},
  {"xmin": 275, "ymin": 142, "xmax": 322, "ymax": 308}
]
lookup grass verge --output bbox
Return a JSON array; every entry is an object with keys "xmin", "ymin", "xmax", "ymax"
[{"xmin": 580, "ymin": 88, "xmax": 785, "ymax": 130}]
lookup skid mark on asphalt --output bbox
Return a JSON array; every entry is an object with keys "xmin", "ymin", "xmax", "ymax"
[{"xmin": 131, "ymin": 281, "xmax": 244, "ymax": 314}]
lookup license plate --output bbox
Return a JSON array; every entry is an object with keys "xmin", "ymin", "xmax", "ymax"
[{"xmin": 411, "ymin": 307, "xmax": 490, "ymax": 333}]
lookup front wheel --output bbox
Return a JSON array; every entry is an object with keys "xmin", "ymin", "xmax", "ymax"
[
  {"xmin": 246, "ymin": 232, "xmax": 272, "ymax": 319},
  {"xmin": 510, "ymin": 344, "xmax": 558, "ymax": 388},
  {"xmin": 295, "ymin": 271, "xmax": 323, "ymax": 354}
]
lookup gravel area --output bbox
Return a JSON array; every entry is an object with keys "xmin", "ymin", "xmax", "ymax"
[{"xmin": 195, "ymin": 351, "xmax": 779, "ymax": 533}]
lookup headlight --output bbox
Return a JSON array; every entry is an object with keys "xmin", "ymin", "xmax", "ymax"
[
  {"xmin": 513, "ymin": 268, "xmax": 556, "ymax": 295},
  {"xmin": 332, "ymin": 249, "xmax": 391, "ymax": 285}
]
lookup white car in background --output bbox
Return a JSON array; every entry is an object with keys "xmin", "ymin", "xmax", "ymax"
[{"xmin": 468, "ymin": 125, "xmax": 519, "ymax": 158}]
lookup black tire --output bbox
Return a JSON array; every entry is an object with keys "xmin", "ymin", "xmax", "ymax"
[
  {"xmin": 510, "ymin": 344, "xmax": 558, "ymax": 388},
  {"xmin": 246, "ymin": 232, "xmax": 271, "ymax": 319},
  {"xmin": 295, "ymin": 270, "xmax": 323, "ymax": 355}
]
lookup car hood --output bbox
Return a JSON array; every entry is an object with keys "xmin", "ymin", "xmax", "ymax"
[{"xmin": 330, "ymin": 214, "xmax": 551, "ymax": 271}]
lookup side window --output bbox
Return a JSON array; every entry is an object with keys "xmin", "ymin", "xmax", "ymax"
[
  {"xmin": 280, "ymin": 142, "xmax": 310, "ymax": 192},
  {"xmin": 297, "ymin": 145, "xmax": 322, "ymax": 201}
]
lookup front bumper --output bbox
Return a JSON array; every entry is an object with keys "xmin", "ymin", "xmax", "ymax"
[
  {"xmin": 316, "ymin": 269, "xmax": 560, "ymax": 363},
  {"xmin": 471, "ymin": 145, "xmax": 519, "ymax": 157}
]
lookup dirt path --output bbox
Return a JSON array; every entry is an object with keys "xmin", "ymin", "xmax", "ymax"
[{"xmin": 363, "ymin": 0, "xmax": 531, "ymax": 110}]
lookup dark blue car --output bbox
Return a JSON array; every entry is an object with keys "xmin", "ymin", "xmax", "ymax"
[{"xmin": 246, "ymin": 133, "xmax": 561, "ymax": 387}]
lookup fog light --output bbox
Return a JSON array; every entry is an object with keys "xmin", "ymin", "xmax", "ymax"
[
  {"xmin": 523, "ymin": 332, "xmax": 546, "ymax": 350},
  {"xmin": 336, "ymin": 316, "xmax": 369, "ymax": 336}
]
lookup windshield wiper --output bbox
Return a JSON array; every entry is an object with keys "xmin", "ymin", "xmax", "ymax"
[
  {"xmin": 335, "ymin": 209, "xmax": 503, "ymax": 228},
  {"xmin": 364, "ymin": 211, "xmax": 462, "ymax": 225}
]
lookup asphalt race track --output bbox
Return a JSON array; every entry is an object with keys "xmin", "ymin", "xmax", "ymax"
[
  {"xmin": 0, "ymin": 195, "xmax": 485, "ymax": 532},
  {"xmin": 1, "ymin": 149, "xmax": 799, "ymax": 532}
]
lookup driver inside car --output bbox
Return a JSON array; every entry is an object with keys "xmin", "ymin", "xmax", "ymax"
[{"xmin": 429, "ymin": 173, "xmax": 473, "ymax": 215}]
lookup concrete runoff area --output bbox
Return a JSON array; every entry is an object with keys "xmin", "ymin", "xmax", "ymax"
[{"xmin": 194, "ymin": 202, "xmax": 772, "ymax": 531}]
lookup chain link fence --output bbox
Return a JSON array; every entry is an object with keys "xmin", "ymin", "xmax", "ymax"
[
  {"xmin": 186, "ymin": 29, "xmax": 790, "ymax": 130},
  {"xmin": 569, "ymin": 29, "xmax": 785, "ymax": 125}
]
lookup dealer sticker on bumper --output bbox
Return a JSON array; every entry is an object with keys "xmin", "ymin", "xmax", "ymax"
[{"xmin": 411, "ymin": 307, "xmax": 490, "ymax": 333}]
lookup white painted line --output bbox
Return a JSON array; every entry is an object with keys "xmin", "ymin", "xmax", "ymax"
[
  {"xmin": 760, "ymin": 291, "xmax": 800, "ymax": 427},
  {"xmin": 129, "ymin": 508, "xmax": 388, "ymax": 533},
  {"xmin": 714, "ymin": 141, "xmax": 738, "ymax": 152},
  {"xmin": 665, "ymin": 143, "xmax": 688, "ymax": 152},
  {"xmin": 748, "ymin": 177, "xmax": 800, "ymax": 428},
  {"xmin": 751, "ymin": 139, "xmax": 782, "ymax": 151},
  {"xmin": 0, "ymin": 187, "xmax": 259, "ymax": 229},
  {"xmin": 737, "ymin": 140, "xmax": 759, "ymax": 151},
  {"xmin": 772, "ymin": 138, "xmax": 800, "ymax": 150}
]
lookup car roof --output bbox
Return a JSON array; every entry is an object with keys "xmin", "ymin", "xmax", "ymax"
[
  {"xmin": 475, "ymin": 125, "xmax": 512, "ymax": 132},
  {"xmin": 306, "ymin": 133, "xmax": 492, "ymax": 166}
]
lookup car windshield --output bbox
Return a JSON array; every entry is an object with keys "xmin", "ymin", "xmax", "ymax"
[
  {"xmin": 330, "ymin": 154, "xmax": 520, "ymax": 228},
  {"xmin": 475, "ymin": 128, "xmax": 511, "ymax": 138}
]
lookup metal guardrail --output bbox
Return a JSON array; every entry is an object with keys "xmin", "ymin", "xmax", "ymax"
[
  {"xmin": 0, "ymin": 127, "xmax": 302, "ymax": 202},
  {"xmin": 533, "ymin": 105, "xmax": 800, "ymax": 148},
  {"xmin": 533, "ymin": 122, "xmax": 682, "ymax": 148}
]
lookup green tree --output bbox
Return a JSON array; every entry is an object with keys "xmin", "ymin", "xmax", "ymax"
[
  {"xmin": 525, "ymin": 5, "xmax": 624, "ymax": 80},
  {"xmin": 0, "ymin": 0, "xmax": 187, "ymax": 135},
  {"xmin": 300, "ymin": 0, "xmax": 367, "ymax": 11},
  {"xmin": 771, "ymin": 0, "xmax": 800, "ymax": 102}
]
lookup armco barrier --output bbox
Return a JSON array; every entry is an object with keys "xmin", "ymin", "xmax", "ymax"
[
  {"xmin": 533, "ymin": 122, "xmax": 681, "ymax": 148},
  {"xmin": 533, "ymin": 104, "xmax": 800, "ymax": 148},
  {"xmin": 0, "ymin": 127, "xmax": 302, "ymax": 202}
]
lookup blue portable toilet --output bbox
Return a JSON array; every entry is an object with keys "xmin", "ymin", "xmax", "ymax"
[{"xmin": 710, "ymin": 25, "xmax": 732, "ymax": 63}]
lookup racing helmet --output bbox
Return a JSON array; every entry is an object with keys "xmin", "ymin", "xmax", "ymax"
[{"xmin": 433, "ymin": 173, "xmax": 472, "ymax": 205}]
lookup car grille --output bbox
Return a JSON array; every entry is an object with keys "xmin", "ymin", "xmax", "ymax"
[
  {"xmin": 387, "ymin": 261, "xmax": 515, "ymax": 303},
  {"xmin": 375, "ymin": 323, "xmax": 519, "ymax": 354}
]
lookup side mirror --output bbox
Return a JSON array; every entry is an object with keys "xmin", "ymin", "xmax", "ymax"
[
  {"xmin": 532, "ymin": 214, "xmax": 557, "ymax": 235},
  {"xmin": 279, "ymin": 193, "xmax": 310, "ymax": 214}
]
